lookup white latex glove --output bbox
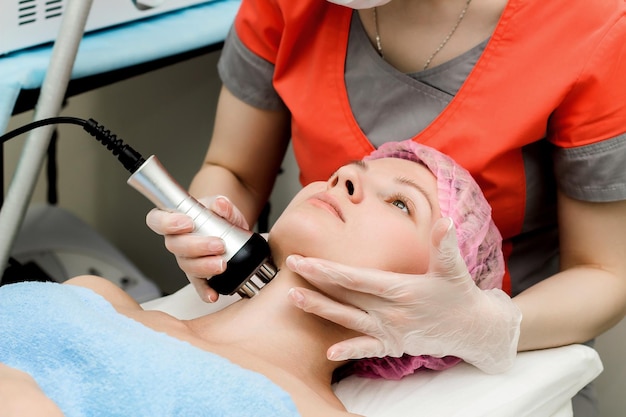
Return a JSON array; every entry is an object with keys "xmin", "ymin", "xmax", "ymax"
[
  {"xmin": 145, "ymin": 195, "xmax": 249, "ymax": 302},
  {"xmin": 286, "ymin": 217, "xmax": 522, "ymax": 374}
]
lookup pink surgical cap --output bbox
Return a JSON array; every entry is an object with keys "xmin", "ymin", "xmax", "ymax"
[{"xmin": 341, "ymin": 140, "xmax": 504, "ymax": 381}]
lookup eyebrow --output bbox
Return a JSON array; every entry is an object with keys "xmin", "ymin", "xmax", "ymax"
[{"xmin": 352, "ymin": 160, "xmax": 435, "ymax": 210}]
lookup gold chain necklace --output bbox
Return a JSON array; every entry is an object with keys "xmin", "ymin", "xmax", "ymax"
[{"xmin": 373, "ymin": 0, "xmax": 472, "ymax": 71}]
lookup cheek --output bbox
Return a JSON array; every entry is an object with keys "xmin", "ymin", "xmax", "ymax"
[
  {"xmin": 344, "ymin": 222, "xmax": 431, "ymax": 274},
  {"xmin": 269, "ymin": 182, "xmax": 327, "ymax": 247},
  {"xmin": 269, "ymin": 206, "xmax": 337, "ymax": 264},
  {"xmin": 270, "ymin": 195, "xmax": 433, "ymax": 274}
]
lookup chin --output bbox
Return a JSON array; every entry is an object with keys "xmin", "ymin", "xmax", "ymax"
[{"xmin": 268, "ymin": 215, "xmax": 336, "ymax": 264}]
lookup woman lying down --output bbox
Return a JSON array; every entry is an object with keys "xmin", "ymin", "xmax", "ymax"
[{"xmin": 0, "ymin": 140, "xmax": 505, "ymax": 417}]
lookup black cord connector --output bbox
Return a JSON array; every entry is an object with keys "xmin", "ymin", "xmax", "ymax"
[
  {"xmin": 82, "ymin": 119, "xmax": 145, "ymax": 173},
  {"xmin": 0, "ymin": 116, "xmax": 146, "ymax": 174}
]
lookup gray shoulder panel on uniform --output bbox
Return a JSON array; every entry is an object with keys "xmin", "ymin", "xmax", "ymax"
[
  {"xmin": 217, "ymin": 28, "xmax": 286, "ymax": 111},
  {"xmin": 554, "ymin": 134, "xmax": 626, "ymax": 202}
]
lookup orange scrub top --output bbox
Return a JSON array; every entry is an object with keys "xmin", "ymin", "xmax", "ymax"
[{"xmin": 224, "ymin": 0, "xmax": 626, "ymax": 294}]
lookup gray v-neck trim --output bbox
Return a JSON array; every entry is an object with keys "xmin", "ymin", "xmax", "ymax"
[{"xmin": 345, "ymin": 11, "xmax": 488, "ymax": 145}]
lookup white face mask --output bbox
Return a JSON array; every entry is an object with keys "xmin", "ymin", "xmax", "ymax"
[{"xmin": 326, "ymin": 0, "xmax": 392, "ymax": 9}]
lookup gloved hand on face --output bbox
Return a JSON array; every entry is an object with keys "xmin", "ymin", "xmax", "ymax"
[{"xmin": 287, "ymin": 217, "xmax": 522, "ymax": 374}]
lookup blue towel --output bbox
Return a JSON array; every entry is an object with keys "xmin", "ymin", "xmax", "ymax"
[{"xmin": 0, "ymin": 282, "xmax": 300, "ymax": 417}]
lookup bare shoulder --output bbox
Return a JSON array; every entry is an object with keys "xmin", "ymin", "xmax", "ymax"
[
  {"xmin": 64, "ymin": 275, "xmax": 141, "ymax": 311},
  {"xmin": 0, "ymin": 363, "xmax": 65, "ymax": 417}
]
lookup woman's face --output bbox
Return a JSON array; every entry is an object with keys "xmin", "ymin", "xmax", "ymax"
[{"xmin": 269, "ymin": 157, "xmax": 441, "ymax": 274}]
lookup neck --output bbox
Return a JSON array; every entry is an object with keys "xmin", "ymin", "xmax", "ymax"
[
  {"xmin": 186, "ymin": 267, "xmax": 357, "ymax": 389},
  {"xmin": 359, "ymin": 0, "xmax": 506, "ymax": 72}
]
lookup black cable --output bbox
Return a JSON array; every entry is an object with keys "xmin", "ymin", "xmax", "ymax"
[
  {"xmin": 0, "ymin": 117, "xmax": 85, "ymax": 144},
  {"xmin": 47, "ymin": 129, "xmax": 59, "ymax": 205},
  {"xmin": 0, "ymin": 116, "xmax": 146, "ymax": 174}
]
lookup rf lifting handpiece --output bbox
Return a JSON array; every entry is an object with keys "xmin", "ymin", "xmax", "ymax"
[
  {"xmin": 0, "ymin": 117, "xmax": 277, "ymax": 297},
  {"xmin": 127, "ymin": 156, "xmax": 277, "ymax": 298}
]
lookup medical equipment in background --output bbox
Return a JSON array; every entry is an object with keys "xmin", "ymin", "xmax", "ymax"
[
  {"xmin": 7, "ymin": 203, "xmax": 162, "ymax": 302},
  {"xmin": 0, "ymin": 117, "xmax": 278, "ymax": 298},
  {"xmin": 0, "ymin": 0, "xmax": 215, "ymax": 55},
  {"xmin": 0, "ymin": 0, "xmax": 94, "ymax": 281}
]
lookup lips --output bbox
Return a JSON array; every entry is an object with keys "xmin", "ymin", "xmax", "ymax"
[{"xmin": 307, "ymin": 193, "xmax": 345, "ymax": 222}]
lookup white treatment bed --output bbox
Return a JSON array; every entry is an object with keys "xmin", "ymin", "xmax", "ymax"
[{"xmin": 143, "ymin": 284, "xmax": 603, "ymax": 417}]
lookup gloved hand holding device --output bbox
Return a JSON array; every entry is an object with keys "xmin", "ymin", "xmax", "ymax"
[
  {"xmin": 146, "ymin": 195, "xmax": 249, "ymax": 302},
  {"xmin": 286, "ymin": 217, "xmax": 523, "ymax": 374}
]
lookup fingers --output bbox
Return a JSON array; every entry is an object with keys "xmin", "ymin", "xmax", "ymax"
[
  {"xmin": 146, "ymin": 207, "xmax": 227, "ymax": 302},
  {"xmin": 286, "ymin": 255, "xmax": 405, "ymax": 298},
  {"xmin": 428, "ymin": 217, "xmax": 468, "ymax": 278},
  {"xmin": 202, "ymin": 196, "xmax": 250, "ymax": 230},
  {"xmin": 182, "ymin": 254, "xmax": 226, "ymax": 303},
  {"xmin": 164, "ymin": 233, "xmax": 224, "ymax": 258},
  {"xmin": 175, "ymin": 251, "xmax": 226, "ymax": 278},
  {"xmin": 147, "ymin": 196, "xmax": 249, "ymax": 236},
  {"xmin": 287, "ymin": 287, "xmax": 390, "ymax": 360},
  {"xmin": 327, "ymin": 336, "xmax": 387, "ymax": 361},
  {"xmin": 430, "ymin": 216, "xmax": 454, "ymax": 249},
  {"xmin": 190, "ymin": 277, "xmax": 220, "ymax": 303},
  {"xmin": 145, "ymin": 200, "xmax": 247, "ymax": 304},
  {"xmin": 145, "ymin": 208, "xmax": 194, "ymax": 236},
  {"xmin": 288, "ymin": 287, "xmax": 381, "ymax": 334},
  {"xmin": 148, "ymin": 208, "xmax": 228, "ymax": 277}
]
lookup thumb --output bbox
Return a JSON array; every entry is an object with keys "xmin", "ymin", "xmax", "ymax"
[
  {"xmin": 327, "ymin": 336, "xmax": 387, "ymax": 361},
  {"xmin": 201, "ymin": 195, "xmax": 250, "ymax": 230},
  {"xmin": 428, "ymin": 217, "xmax": 465, "ymax": 277}
]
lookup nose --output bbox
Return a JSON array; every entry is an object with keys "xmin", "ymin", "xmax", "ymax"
[
  {"xmin": 346, "ymin": 180, "xmax": 355, "ymax": 196},
  {"xmin": 329, "ymin": 165, "xmax": 363, "ymax": 202}
]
